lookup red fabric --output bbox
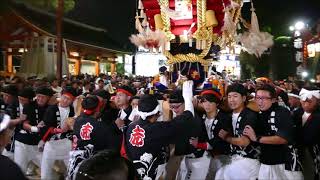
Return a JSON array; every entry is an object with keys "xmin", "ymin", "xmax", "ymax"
[
  {"xmin": 200, "ymin": 90, "xmax": 222, "ymax": 99},
  {"xmin": 42, "ymin": 127, "xmax": 54, "ymax": 142},
  {"xmin": 117, "ymin": 89, "xmax": 133, "ymax": 97},
  {"xmin": 141, "ymin": 0, "xmax": 230, "ymax": 35},
  {"xmin": 62, "ymin": 92, "xmax": 75, "ymax": 100},
  {"xmin": 82, "ymin": 99, "xmax": 104, "ymax": 115},
  {"xmin": 83, "ymin": 109, "xmax": 94, "ymax": 115},
  {"xmin": 42, "ymin": 127, "xmax": 64, "ymax": 142},
  {"xmin": 120, "ymin": 134, "xmax": 128, "ymax": 159},
  {"xmin": 196, "ymin": 142, "xmax": 208, "ymax": 150}
]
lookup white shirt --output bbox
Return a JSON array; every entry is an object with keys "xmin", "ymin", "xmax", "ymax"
[
  {"xmin": 302, "ymin": 112, "xmax": 311, "ymax": 126},
  {"xmin": 232, "ymin": 112, "xmax": 240, "ymax": 133},
  {"xmin": 205, "ymin": 117, "xmax": 214, "ymax": 139},
  {"xmin": 58, "ymin": 106, "xmax": 70, "ymax": 127},
  {"xmin": 82, "ymin": 87, "xmax": 90, "ymax": 94},
  {"xmin": 159, "ymin": 75, "xmax": 168, "ymax": 87},
  {"xmin": 19, "ymin": 103, "xmax": 23, "ymax": 115}
]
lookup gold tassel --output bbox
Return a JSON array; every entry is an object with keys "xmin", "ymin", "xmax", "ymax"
[
  {"xmin": 206, "ymin": 10, "xmax": 218, "ymax": 27},
  {"xmin": 196, "ymin": 40, "xmax": 200, "ymax": 50},
  {"xmin": 154, "ymin": 14, "xmax": 164, "ymax": 30},
  {"xmin": 201, "ymin": 40, "xmax": 206, "ymax": 50}
]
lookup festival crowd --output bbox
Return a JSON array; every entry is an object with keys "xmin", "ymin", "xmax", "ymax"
[{"xmin": 0, "ymin": 69, "xmax": 319, "ymax": 180}]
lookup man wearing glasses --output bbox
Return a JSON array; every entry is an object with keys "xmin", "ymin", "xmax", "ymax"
[
  {"xmin": 244, "ymin": 84, "xmax": 303, "ymax": 179},
  {"xmin": 169, "ymin": 88, "xmax": 207, "ymax": 180}
]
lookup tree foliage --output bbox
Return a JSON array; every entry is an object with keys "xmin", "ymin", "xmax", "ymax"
[
  {"xmin": 14, "ymin": 0, "xmax": 75, "ymax": 12},
  {"xmin": 116, "ymin": 63, "xmax": 125, "ymax": 75},
  {"xmin": 239, "ymin": 52, "xmax": 270, "ymax": 79},
  {"xmin": 270, "ymin": 36, "xmax": 296, "ymax": 80},
  {"xmin": 239, "ymin": 36, "xmax": 297, "ymax": 80}
]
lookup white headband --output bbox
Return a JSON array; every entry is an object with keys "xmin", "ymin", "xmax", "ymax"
[
  {"xmin": 299, "ymin": 88, "xmax": 320, "ymax": 101},
  {"xmin": 137, "ymin": 105, "xmax": 160, "ymax": 120},
  {"xmin": 288, "ymin": 93, "xmax": 300, "ymax": 99},
  {"xmin": 0, "ymin": 114, "xmax": 10, "ymax": 133}
]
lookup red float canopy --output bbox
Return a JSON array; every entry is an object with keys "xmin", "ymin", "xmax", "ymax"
[{"xmin": 142, "ymin": 0, "xmax": 231, "ymax": 35}]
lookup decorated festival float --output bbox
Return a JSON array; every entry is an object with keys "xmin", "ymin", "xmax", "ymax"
[{"xmin": 130, "ymin": 0, "xmax": 274, "ymax": 92}]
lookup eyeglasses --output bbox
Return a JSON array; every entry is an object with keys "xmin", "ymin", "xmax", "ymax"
[
  {"xmin": 169, "ymin": 103, "xmax": 183, "ymax": 109},
  {"xmin": 255, "ymin": 96, "xmax": 272, "ymax": 101}
]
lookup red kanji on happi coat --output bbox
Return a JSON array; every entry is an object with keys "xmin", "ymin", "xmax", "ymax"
[
  {"xmin": 80, "ymin": 122, "xmax": 93, "ymax": 140},
  {"xmin": 129, "ymin": 125, "xmax": 145, "ymax": 147}
]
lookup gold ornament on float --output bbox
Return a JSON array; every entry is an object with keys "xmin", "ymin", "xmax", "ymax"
[
  {"xmin": 154, "ymin": 14, "xmax": 164, "ymax": 30},
  {"xmin": 206, "ymin": 10, "xmax": 218, "ymax": 27}
]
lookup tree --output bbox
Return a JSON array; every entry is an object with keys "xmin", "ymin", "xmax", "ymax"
[
  {"xmin": 270, "ymin": 36, "xmax": 296, "ymax": 80},
  {"xmin": 14, "ymin": 0, "xmax": 75, "ymax": 79},
  {"xmin": 116, "ymin": 63, "xmax": 125, "ymax": 75},
  {"xmin": 14, "ymin": 0, "xmax": 75, "ymax": 12},
  {"xmin": 239, "ymin": 35, "xmax": 298, "ymax": 80},
  {"xmin": 239, "ymin": 52, "xmax": 270, "ymax": 79}
]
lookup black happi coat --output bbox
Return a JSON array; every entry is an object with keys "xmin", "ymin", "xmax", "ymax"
[
  {"xmin": 174, "ymin": 112, "xmax": 206, "ymax": 157},
  {"xmin": 295, "ymin": 107, "xmax": 320, "ymax": 179},
  {"xmin": 100, "ymin": 105, "xmax": 122, "ymax": 150},
  {"xmin": 258, "ymin": 104, "xmax": 295, "ymax": 166},
  {"xmin": 0, "ymin": 98, "xmax": 20, "ymax": 119},
  {"xmin": 43, "ymin": 104, "xmax": 75, "ymax": 140},
  {"xmin": 0, "ymin": 155, "xmax": 28, "ymax": 180},
  {"xmin": 126, "ymin": 111, "xmax": 195, "ymax": 180},
  {"xmin": 100, "ymin": 103, "xmax": 120, "ymax": 125},
  {"xmin": 15, "ymin": 102, "xmax": 48, "ymax": 145},
  {"xmin": 203, "ymin": 111, "xmax": 232, "ymax": 156},
  {"xmin": 231, "ymin": 107, "xmax": 261, "ymax": 159},
  {"xmin": 73, "ymin": 113, "xmax": 121, "ymax": 152},
  {"xmin": 69, "ymin": 113, "xmax": 121, "ymax": 180},
  {"xmin": 0, "ymin": 98, "xmax": 20, "ymax": 152}
]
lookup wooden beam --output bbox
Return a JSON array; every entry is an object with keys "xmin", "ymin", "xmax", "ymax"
[
  {"xmin": 7, "ymin": 53, "xmax": 12, "ymax": 73},
  {"xmin": 0, "ymin": 34, "xmax": 30, "ymax": 41},
  {"xmin": 11, "ymin": 10, "xmax": 54, "ymax": 37},
  {"xmin": 56, "ymin": 0, "xmax": 64, "ymax": 80},
  {"xmin": 110, "ymin": 60, "xmax": 116, "ymax": 74},
  {"xmin": 95, "ymin": 61, "xmax": 100, "ymax": 76}
]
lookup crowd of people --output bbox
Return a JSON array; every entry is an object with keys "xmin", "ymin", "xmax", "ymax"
[{"xmin": 0, "ymin": 71, "xmax": 319, "ymax": 180}]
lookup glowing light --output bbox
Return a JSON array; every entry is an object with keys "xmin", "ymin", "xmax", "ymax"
[
  {"xmin": 302, "ymin": 71, "xmax": 308, "ymax": 78},
  {"xmin": 289, "ymin": 26, "xmax": 295, "ymax": 31},
  {"xmin": 70, "ymin": 52, "xmax": 79, "ymax": 57},
  {"xmin": 295, "ymin": 21, "xmax": 305, "ymax": 30},
  {"xmin": 307, "ymin": 44, "xmax": 316, "ymax": 57}
]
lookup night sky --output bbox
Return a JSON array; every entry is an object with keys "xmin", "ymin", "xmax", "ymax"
[
  {"xmin": 242, "ymin": 0, "xmax": 320, "ymax": 35},
  {"xmin": 67, "ymin": 0, "xmax": 320, "ymax": 50}
]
